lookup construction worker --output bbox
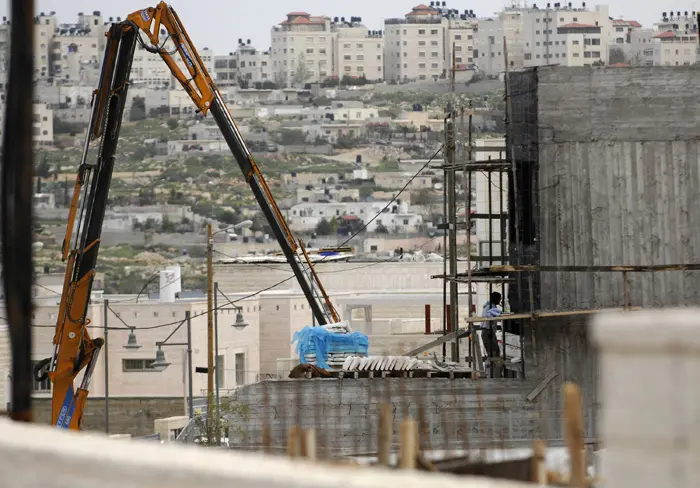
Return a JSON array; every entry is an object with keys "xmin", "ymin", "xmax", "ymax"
[{"xmin": 480, "ymin": 291, "xmax": 502, "ymax": 359}]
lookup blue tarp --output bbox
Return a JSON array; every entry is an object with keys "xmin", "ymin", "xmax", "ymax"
[{"xmin": 291, "ymin": 326, "xmax": 369, "ymax": 369}]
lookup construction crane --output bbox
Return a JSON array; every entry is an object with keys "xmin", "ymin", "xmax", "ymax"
[{"xmin": 34, "ymin": 2, "xmax": 340, "ymax": 430}]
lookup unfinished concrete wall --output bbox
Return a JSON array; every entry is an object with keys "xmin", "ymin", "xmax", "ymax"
[
  {"xmin": 507, "ymin": 65, "xmax": 700, "ymax": 417},
  {"xmin": 227, "ymin": 378, "xmax": 595, "ymax": 456},
  {"xmin": 32, "ymin": 397, "xmax": 187, "ymax": 436}
]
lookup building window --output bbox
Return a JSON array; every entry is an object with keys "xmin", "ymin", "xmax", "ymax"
[
  {"xmin": 344, "ymin": 55, "xmax": 351, "ymax": 60},
  {"xmin": 306, "ymin": 48, "xmax": 314, "ymax": 54},
  {"xmin": 419, "ymin": 63, "xmax": 426, "ymax": 69},
  {"xmin": 122, "ymin": 359, "xmax": 157, "ymax": 372},
  {"xmin": 32, "ymin": 361, "xmax": 50, "ymax": 392},
  {"xmin": 431, "ymin": 62, "xmax": 439, "ymax": 68},
  {"xmin": 455, "ymin": 34, "xmax": 462, "ymax": 40},
  {"xmin": 356, "ymin": 43, "xmax": 363, "ymax": 48},
  {"xmin": 344, "ymin": 43, "xmax": 351, "ymax": 48},
  {"xmin": 235, "ymin": 353, "xmax": 245, "ymax": 385},
  {"xmin": 455, "ymin": 45, "xmax": 462, "ymax": 51},
  {"xmin": 431, "ymin": 51, "xmax": 438, "ymax": 57},
  {"xmin": 430, "ymin": 29, "xmax": 438, "ymax": 35},
  {"xmin": 419, "ymin": 51, "xmax": 426, "ymax": 57},
  {"xmin": 524, "ymin": 53, "xmax": 532, "ymax": 60},
  {"xmin": 418, "ymin": 29, "xmax": 425, "ymax": 35},
  {"xmin": 306, "ymin": 36, "xmax": 314, "ymax": 42},
  {"xmin": 356, "ymin": 54, "xmax": 364, "ymax": 60},
  {"xmin": 419, "ymin": 40, "xmax": 426, "ymax": 46},
  {"xmin": 431, "ymin": 40, "xmax": 438, "ymax": 46}
]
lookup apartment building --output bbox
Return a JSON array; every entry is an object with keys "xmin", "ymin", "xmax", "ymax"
[
  {"xmin": 384, "ymin": 3, "xmax": 477, "ymax": 82},
  {"xmin": 271, "ymin": 12, "xmax": 387, "ymax": 86},
  {"xmin": 445, "ymin": 15, "xmax": 478, "ymax": 71},
  {"xmin": 214, "ymin": 53, "xmax": 237, "ymax": 86},
  {"xmin": 385, "ymin": 4, "xmax": 446, "ymax": 82},
  {"xmin": 608, "ymin": 21, "xmax": 654, "ymax": 65},
  {"xmin": 234, "ymin": 42, "xmax": 273, "ymax": 85},
  {"xmin": 520, "ymin": 4, "xmax": 612, "ymax": 67},
  {"xmin": 271, "ymin": 12, "xmax": 334, "ymax": 86},
  {"xmin": 334, "ymin": 22, "xmax": 385, "ymax": 79},
  {"xmin": 652, "ymin": 12, "xmax": 699, "ymax": 66},
  {"xmin": 474, "ymin": 8, "xmax": 524, "ymax": 76}
]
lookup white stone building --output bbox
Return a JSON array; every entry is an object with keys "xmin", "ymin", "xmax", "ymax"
[
  {"xmin": 651, "ymin": 12, "xmax": 699, "ymax": 66},
  {"xmin": 287, "ymin": 201, "xmax": 423, "ymax": 233},
  {"xmin": 384, "ymin": 3, "xmax": 477, "ymax": 82},
  {"xmin": 270, "ymin": 12, "xmax": 386, "ymax": 86},
  {"xmin": 334, "ymin": 22, "xmax": 385, "ymax": 80},
  {"xmin": 271, "ymin": 12, "xmax": 335, "ymax": 87}
]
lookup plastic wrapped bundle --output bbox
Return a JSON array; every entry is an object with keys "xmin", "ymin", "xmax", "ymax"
[{"xmin": 292, "ymin": 325, "xmax": 369, "ymax": 370}]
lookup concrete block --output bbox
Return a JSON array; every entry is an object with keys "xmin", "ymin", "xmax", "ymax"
[
  {"xmin": 592, "ymin": 309, "xmax": 700, "ymax": 488},
  {"xmin": 0, "ymin": 418, "xmax": 537, "ymax": 488}
]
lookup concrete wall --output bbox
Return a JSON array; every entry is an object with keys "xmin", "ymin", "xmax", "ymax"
[
  {"xmin": 227, "ymin": 378, "xmax": 595, "ymax": 456},
  {"xmin": 0, "ymin": 417, "xmax": 537, "ymax": 488},
  {"xmin": 32, "ymin": 397, "xmax": 186, "ymax": 437},
  {"xmin": 508, "ymin": 66, "xmax": 700, "ymax": 418},
  {"xmin": 214, "ymin": 262, "xmax": 462, "ymax": 296}
]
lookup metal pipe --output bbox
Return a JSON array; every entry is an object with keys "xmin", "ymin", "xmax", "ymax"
[
  {"xmin": 447, "ymin": 115, "xmax": 459, "ymax": 362},
  {"xmin": 3, "ymin": 0, "xmax": 34, "ymax": 423},
  {"xmin": 186, "ymin": 311, "xmax": 193, "ymax": 419},
  {"xmin": 104, "ymin": 299, "xmax": 109, "ymax": 434},
  {"xmin": 424, "ymin": 304, "xmax": 431, "ymax": 335},
  {"xmin": 206, "ymin": 224, "xmax": 214, "ymax": 442}
]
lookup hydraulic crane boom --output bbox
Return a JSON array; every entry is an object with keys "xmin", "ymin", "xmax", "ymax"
[
  {"xmin": 126, "ymin": 3, "xmax": 339, "ymax": 325},
  {"xmin": 33, "ymin": 24, "xmax": 139, "ymax": 429},
  {"xmin": 37, "ymin": 3, "xmax": 340, "ymax": 430}
]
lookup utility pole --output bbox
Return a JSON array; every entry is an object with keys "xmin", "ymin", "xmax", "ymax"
[
  {"xmin": 103, "ymin": 299, "xmax": 109, "ymax": 434},
  {"xmin": 186, "ymin": 311, "xmax": 194, "ymax": 420},
  {"xmin": 214, "ymin": 281, "xmax": 220, "ymax": 446},
  {"xmin": 446, "ymin": 108, "xmax": 459, "ymax": 363},
  {"xmin": 206, "ymin": 223, "xmax": 214, "ymax": 443}
]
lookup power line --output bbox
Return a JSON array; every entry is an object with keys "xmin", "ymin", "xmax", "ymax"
[{"xmin": 19, "ymin": 147, "xmax": 444, "ymax": 332}]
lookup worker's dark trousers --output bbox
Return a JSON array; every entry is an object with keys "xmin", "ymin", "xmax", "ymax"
[{"xmin": 481, "ymin": 327, "xmax": 500, "ymax": 358}]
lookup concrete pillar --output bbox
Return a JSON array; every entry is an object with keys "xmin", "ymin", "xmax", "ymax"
[
  {"xmin": 363, "ymin": 306, "xmax": 372, "ymax": 335},
  {"xmin": 591, "ymin": 309, "xmax": 700, "ymax": 488}
]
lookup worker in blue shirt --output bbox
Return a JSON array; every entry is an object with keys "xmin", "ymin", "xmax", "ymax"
[{"xmin": 480, "ymin": 291, "xmax": 502, "ymax": 358}]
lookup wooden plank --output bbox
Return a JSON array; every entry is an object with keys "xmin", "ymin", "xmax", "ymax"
[
  {"xmin": 478, "ymin": 263, "xmax": 700, "ymax": 274},
  {"xmin": 399, "ymin": 419, "xmax": 418, "ymax": 470},
  {"xmin": 563, "ymin": 383, "xmax": 585, "ymax": 487},
  {"xmin": 526, "ymin": 371, "xmax": 558, "ymax": 402},
  {"xmin": 377, "ymin": 404, "xmax": 392, "ymax": 467}
]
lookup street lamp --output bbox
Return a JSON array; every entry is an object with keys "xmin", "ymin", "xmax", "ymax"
[
  {"xmin": 150, "ymin": 311, "xmax": 193, "ymax": 419},
  {"xmin": 207, "ymin": 219, "xmax": 252, "ymax": 443},
  {"xmin": 123, "ymin": 328, "xmax": 141, "ymax": 349}
]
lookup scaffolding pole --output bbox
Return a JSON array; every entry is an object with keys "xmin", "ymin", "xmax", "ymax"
[{"xmin": 446, "ymin": 108, "xmax": 459, "ymax": 363}]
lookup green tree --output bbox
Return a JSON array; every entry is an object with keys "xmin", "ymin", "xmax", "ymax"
[
  {"xmin": 375, "ymin": 223, "xmax": 389, "ymax": 234},
  {"xmin": 293, "ymin": 53, "xmax": 311, "ymax": 86},
  {"xmin": 167, "ymin": 118, "xmax": 179, "ymax": 130},
  {"xmin": 130, "ymin": 96, "xmax": 147, "ymax": 122},
  {"xmin": 161, "ymin": 215, "xmax": 177, "ymax": 233},
  {"xmin": 315, "ymin": 217, "xmax": 338, "ymax": 235}
]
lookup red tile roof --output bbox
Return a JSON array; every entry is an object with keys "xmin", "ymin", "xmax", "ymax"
[
  {"xmin": 609, "ymin": 62, "xmax": 630, "ymax": 67},
  {"xmin": 613, "ymin": 19, "xmax": 642, "ymax": 27},
  {"xmin": 287, "ymin": 11, "xmax": 310, "ymax": 17},
  {"xmin": 654, "ymin": 30, "xmax": 678, "ymax": 38},
  {"xmin": 407, "ymin": 4, "xmax": 440, "ymax": 15},
  {"xmin": 560, "ymin": 22, "xmax": 597, "ymax": 28}
]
